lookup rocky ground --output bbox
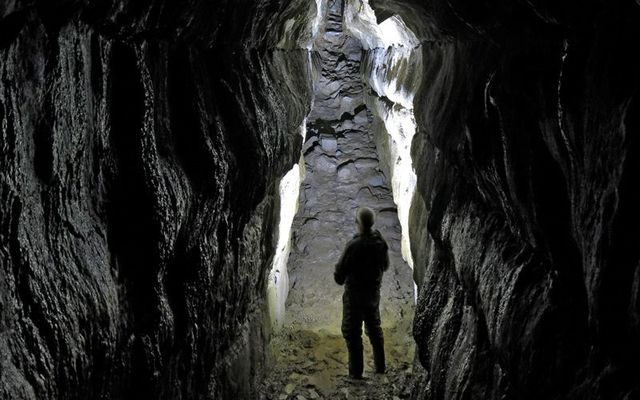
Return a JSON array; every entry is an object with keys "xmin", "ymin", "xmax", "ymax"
[
  {"xmin": 259, "ymin": 322, "xmax": 415, "ymax": 400},
  {"xmin": 259, "ymin": 1, "xmax": 416, "ymax": 398}
]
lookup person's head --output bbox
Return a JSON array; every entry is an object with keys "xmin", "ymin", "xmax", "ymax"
[{"xmin": 356, "ymin": 207, "xmax": 375, "ymax": 233}]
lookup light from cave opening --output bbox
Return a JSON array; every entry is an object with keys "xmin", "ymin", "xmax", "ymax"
[
  {"xmin": 267, "ymin": 161, "xmax": 302, "ymax": 329},
  {"xmin": 267, "ymin": 122, "xmax": 307, "ymax": 329}
]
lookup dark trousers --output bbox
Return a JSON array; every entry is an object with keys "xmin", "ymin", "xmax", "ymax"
[{"xmin": 341, "ymin": 290, "xmax": 385, "ymax": 377}]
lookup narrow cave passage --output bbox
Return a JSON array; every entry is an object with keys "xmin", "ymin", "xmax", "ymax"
[{"xmin": 261, "ymin": 1, "xmax": 416, "ymax": 398}]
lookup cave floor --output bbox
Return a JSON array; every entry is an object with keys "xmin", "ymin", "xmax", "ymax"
[{"xmin": 259, "ymin": 3, "xmax": 416, "ymax": 398}]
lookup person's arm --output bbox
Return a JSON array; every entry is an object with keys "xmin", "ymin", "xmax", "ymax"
[
  {"xmin": 382, "ymin": 241, "xmax": 389, "ymax": 272},
  {"xmin": 334, "ymin": 243, "xmax": 352, "ymax": 285}
]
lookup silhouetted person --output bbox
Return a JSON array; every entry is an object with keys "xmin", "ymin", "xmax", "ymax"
[{"xmin": 334, "ymin": 207, "xmax": 389, "ymax": 379}]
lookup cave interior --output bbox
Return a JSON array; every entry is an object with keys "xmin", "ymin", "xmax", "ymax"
[{"xmin": 1, "ymin": 0, "xmax": 639, "ymax": 399}]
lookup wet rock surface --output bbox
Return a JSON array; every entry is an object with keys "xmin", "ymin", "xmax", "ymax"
[{"xmin": 260, "ymin": 1, "xmax": 415, "ymax": 398}]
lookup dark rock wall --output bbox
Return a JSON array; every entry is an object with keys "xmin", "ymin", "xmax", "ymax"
[
  {"xmin": 0, "ymin": 1, "xmax": 313, "ymax": 399},
  {"xmin": 365, "ymin": 0, "xmax": 640, "ymax": 399}
]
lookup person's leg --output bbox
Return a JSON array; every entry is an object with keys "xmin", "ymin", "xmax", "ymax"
[
  {"xmin": 364, "ymin": 302, "xmax": 385, "ymax": 373},
  {"xmin": 342, "ymin": 296, "xmax": 364, "ymax": 378}
]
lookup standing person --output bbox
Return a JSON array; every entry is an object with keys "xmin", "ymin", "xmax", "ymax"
[{"xmin": 334, "ymin": 206, "xmax": 389, "ymax": 379}]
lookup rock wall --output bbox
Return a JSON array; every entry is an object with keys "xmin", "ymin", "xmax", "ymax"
[
  {"xmin": 365, "ymin": 0, "xmax": 640, "ymax": 399},
  {"xmin": 0, "ymin": 1, "xmax": 314, "ymax": 399},
  {"xmin": 356, "ymin": 15, "xmax": 424, "ymax": 275}
]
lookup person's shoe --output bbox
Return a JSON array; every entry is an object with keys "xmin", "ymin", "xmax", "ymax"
[
  {"xmin": 348, "ymin": 374, "xmax": 364, "ymax": 380},
  {"xmin": 374, "ymin": 366, "xmax": 386, "ymax": 374}
]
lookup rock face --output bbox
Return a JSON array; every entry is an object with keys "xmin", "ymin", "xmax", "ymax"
[
  {"xmin": 0, "ymin": 1, "xmax": 314, "ymax": 399},
  {"xmin": 363, "ymin": 0, "xmax": 640, "ymax": 399}
]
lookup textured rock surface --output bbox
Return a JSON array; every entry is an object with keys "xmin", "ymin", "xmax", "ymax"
[
  {"xmin": 0, "ymin": 1, "xmax": 315, "ymax": 399},
  {"xmin": 355, "ymin": 11, "xmax": 423, "ymax": 276},
  {"xmin": 362, "ymin": 0, "xmax": 640, "ymax": 399}
]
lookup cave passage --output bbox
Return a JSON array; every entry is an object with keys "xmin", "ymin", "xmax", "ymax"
[
  {"xmin": 261, "ymin": 1, "xmax": 416, "ymax": 398},
  {"xmin": 2, "ymin": 0, "xmax": 639, "ymax": 398}
]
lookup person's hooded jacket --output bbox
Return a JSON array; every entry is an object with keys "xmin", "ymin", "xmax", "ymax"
[{"xmin": 334, "ymin": 229, "xmax": 389, "ymax": 294}]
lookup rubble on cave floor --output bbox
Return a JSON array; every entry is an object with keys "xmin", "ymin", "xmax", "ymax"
[{"xmin": 259, "ymin": 316, "xmax": 415, "ymax": 400}]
